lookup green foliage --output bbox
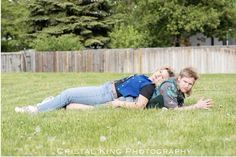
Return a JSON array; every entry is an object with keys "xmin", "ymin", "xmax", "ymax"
[
  {"xmin": 31, "ymin": 34, "xmax": 83, "ymax": 51},
  {"xmin": 1, "ymin": 39, "xmax": 26, "ymax": 52},
  {"xmin": 84, "ymin": 36, "xmax": 110, "ymax": 48},
  {"xmin": 108, "ymin": 24, "xmax": 147, "ymax": 48},
  {"xmin": 2, "ymin": 73, "xmax": 236, "ymax": 155},
  {"xmin": 112, "ymin": 0, "xmax": 236, "ymax": 47},
  {"xmin": 2, "ymin": 0, "xmax": 236, "ymax": 50},
  {"xmin": 27, "ymin": 0, "xmax": 114, "ymax": 48},
  {"xmin": 1, "ymin": 0, "xmax": 30, "ymax": 51},
  {"xmin": 166, "ymin": 0, "xmax": 235, "ymax": 45}
]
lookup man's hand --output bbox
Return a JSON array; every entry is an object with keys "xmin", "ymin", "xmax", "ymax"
[{"xmin": 194, "ymin": 98, "xmax": 213, "ymax": 109}]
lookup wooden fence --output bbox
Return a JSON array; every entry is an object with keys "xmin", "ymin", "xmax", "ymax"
[{"xmin": 1, "ymin": 46, "xmax": 236, "ymax": 73}]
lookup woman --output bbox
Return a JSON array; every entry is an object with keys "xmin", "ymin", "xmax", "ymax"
[
  {"xmin": 15, "ymin": 66, "xmax": 175, "ymax": 113},
  {"xmin": 113, "ymin": 67, "xmax": 213, "ymax": 110}
]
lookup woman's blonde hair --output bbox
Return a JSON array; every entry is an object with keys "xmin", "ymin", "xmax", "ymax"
[
  {"xmin": 178, "ymin": 67, "xmax": 199, "ymax": 96},
  {"xmin": 159, "ymin": 66, "xmax": 175, "ymax": 77}
]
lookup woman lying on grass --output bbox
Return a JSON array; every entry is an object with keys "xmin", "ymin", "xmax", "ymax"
[
  {"xmin": 112, "ymin": 67, "xmax": 213, "ymax": 110},
  {"xmin": 15, "ymin": 66, "xmax": 175, "ymax": 113}
]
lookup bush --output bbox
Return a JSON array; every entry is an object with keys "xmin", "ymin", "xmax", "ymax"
[
  {"xmin": 1, "ymin": 39, "xmax": 29, "ymax": 52},
  {"xmin": 31, "ymin": 34, "xmax": 83, "ymax": 51},
  {"xmin": 108, "ymin": 24, "xmax": 147, "ymax": 48}
]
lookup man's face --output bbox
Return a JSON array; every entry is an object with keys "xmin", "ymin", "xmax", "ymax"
[{"xmin": 177, "ymin": 76, "xmax": 195, "ymax": 93}]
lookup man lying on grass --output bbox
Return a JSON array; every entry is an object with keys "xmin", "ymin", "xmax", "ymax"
[
  {"xmin": 15, "ymin": 66, "xmax": 174, "ymax": 113},
  {"xmin": 68, "ymin": 67, "xmax": 213, "ymax": 110}
]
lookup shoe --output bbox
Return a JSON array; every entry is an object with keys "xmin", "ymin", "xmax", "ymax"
[{"xmin": 15, "ymin": 105, "xmax": 38, "ymax": 113}]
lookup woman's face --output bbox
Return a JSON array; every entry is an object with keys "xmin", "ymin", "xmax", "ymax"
[
  {"xmin": 150, "ymin": 69, "xmax": 170, "ymax": 85},
  {"xmin": 177, "ymin": 76, "xmax": 195, "ymax": 93}
]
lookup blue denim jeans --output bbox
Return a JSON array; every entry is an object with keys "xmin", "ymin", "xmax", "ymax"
[
  {"xmin": 117, "ymin": 96, "xmax": 137, "ymax": 102},
  {"xmin": 37, "ymin": 81, "xmax": 114, "ymax": 112}
]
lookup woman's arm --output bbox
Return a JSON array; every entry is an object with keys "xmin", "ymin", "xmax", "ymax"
[{"xmin": 111, "ymin": 94, "xmax": 148, "ymax": 109}]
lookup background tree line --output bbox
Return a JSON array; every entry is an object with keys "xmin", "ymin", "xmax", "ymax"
[{"xmin": 2, "ymin": 0, "xmax": 236, "ymax": 52}]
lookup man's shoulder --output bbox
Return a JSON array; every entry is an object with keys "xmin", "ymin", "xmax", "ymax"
[
  {"xmin": 160, "ymin": 78, "xmax": 178, "ymax": 97},
  {"xmin": 164, "ymin": 77, "xmax": 176, "ymax": 84},
  {"xmin": 160, "ymin": 78, "xmax": 177, "ymax": 89}
]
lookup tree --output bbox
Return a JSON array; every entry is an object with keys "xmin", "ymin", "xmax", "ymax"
[
  {"xmin": 1, "ymin": 0, "xmax": 30, "ymax": 52},
  {"xmin": 109, "ymin": 24, "xmax": 147, "ymax": 48},
  {"xmin": 27, "ymin": 0, "xmax": 115, "ymax": 48},
  {"xmin": 114, "ymin": 0, "xmax": 236, "ymax": 47},
  {"xmin": 108, "ymin": 0, "xmax": 147, "ymax": 48},
  {"xmin": 157, "ymin": 0, "xmax": 236, "ymax": 46}
]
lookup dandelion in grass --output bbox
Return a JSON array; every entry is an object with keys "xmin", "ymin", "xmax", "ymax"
[
  {"xmin": 36, "ymin": 145, "xmax": 43, "ymax": 150},
  {"xmin": 100, "ymin": 135, "xmax": 107, "ymax": 142},
  {"xmin": 15, "ymin": 147, "xmax": 23, "ymax": 152},
  {"xmin": 224, "ymin": 137, "xmax": 231, "ymax": 142},
  {"xmin": 137, "ymin": 141, "xmax": 142, "ymax": 145},
  {"xmin": 35, "ymin": 126, "xmax": 41, "ymax": 134},
  {"xmin": 47, "ymin": 136, "xmax": 56, "ymax": 142}
]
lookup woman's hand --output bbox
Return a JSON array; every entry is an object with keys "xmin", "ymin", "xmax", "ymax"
[{"xmin": 194, "ymin": 98, "xmax": 213, "ymax": 109}]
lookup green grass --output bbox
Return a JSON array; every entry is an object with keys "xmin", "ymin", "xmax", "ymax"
[{"xmin": 1, "ymin": 73, "xmax": 236, "ymax": 156}]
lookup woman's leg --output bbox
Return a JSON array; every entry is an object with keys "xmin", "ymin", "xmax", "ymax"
[
  {"xmin": 16, "ymin": 82, "xmax": 114, "ymax": 113},
  {"xmin": 66, "ymin": 103, "xmax": 95, "ymax": 110}
]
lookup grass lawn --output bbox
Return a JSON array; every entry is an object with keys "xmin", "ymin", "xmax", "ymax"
[{"xmin": 1, "ymin": 73, "xmax": 236, "ymax": 156}]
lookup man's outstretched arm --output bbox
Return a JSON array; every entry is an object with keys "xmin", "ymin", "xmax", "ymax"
[{"xmin": 174, "ymin": 98, "xmax": 213, "ymax": 110}]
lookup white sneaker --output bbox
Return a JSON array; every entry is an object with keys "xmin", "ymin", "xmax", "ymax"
[{"xmin": 15, "ymin": 105, "xmax": 38, "ymax": 113}]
